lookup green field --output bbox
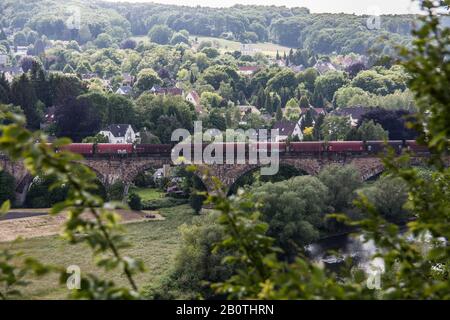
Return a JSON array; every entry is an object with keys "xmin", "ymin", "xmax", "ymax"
[
  {"xmin": 0, "ymin": 205, "xmax": 194, "ymax": 299},
  {"xmin": 134, "ymin": 188, "xmax": 165, "ymax": 201},
  {"xmin": 191, "ymin": 35, "xmax": 293, "ymax": 57},
  {"xmin": 132, "ymin": 35, "xmax": 293, "ymax": 57}
]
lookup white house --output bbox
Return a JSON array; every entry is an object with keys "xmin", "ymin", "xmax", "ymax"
[
  {"xmin": 115, "ymin": 85, "xmax": 133, "ymax": 96},
  {"xmin": 272, "ymin": 120, "xmax": 303, "ymax": 142},
  {"xmin": 313, "ymin": 61, "xmax": 337, "ymax": 74},
  {"xmin": 240, "ymin": 44, "xmax": 260, "ymax": 56},
  {"xmin": 15, "ymin": 46, "xmax": 28, "ymax": 58},
  {"xmin": 185, "ymin": 90, "xmax": 203, "ymax": 113},
  {"xmin": 99, "ymin": 124, "xmax": 139, "ymax": 143},
  {"xmin": 331, "ymin": 106, "xmax": 368, "ymax": 127}
]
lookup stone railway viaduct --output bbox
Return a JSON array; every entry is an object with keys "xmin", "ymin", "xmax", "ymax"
[{"xmin": 2, "ymin": 152, "xmax": 445, "ymax": 204}]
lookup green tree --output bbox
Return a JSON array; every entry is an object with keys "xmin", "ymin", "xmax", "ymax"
[
  {"xmin": 94, "ymin": 33, "xmax": 114, "ymax": 49},
  {"xmin": 207, "ymin": 109, "xmax": 227, "ymax": 131},
  {"xmin": 299, "ymin": 96, "xmax": 310, "ymax": 108},
  {"xmin": 148, "ymin": 25, "xmax": 173, "ymax": 45},
  {"xmin": 0, "ymin": 73, "xmax": 10, "ymax": 104},
  {"xmin": 200, "ymin": 91, "xmax": 223, "ymax": 109},
  {"xmin": 82, "ymin": 133, "xmax": 109, "ymax": 143},
  {"xmin": 333, "ymin": 86, "xmax": 371, "ymax": 108},
  {"xmin": 275, "ymin": 105, "xmax": 283, "ymax": 121},
  {"xmin": 170, "ymin": 32, "xmax": 190, "ymax": 45},
  {"xmin": 297, "ymin": 68, "xmax": 319, "ymax": 92},
  {"xmin": 318, "ymin": 164, "xmax": 362, "ymax": 212},
  {"xmin": 314, "ymin": 71, "xmax": 349, "ymax": 102},
  {"xmin": 320, "ymin": 115, "xmax": 352, "ymax": 141},
  {"xmin": 252, "ymin": 176, "xmax": 328, "ymax": 259},
  {"xmin": 11, "ymin": 74, "xmax": 42, "ymax": 130},
  {"xmin": 267, "ymin": 69, "xmax": 297, "ymax": 91},
  {"xmin": 135, "ymin": 68, "xmax": 162, "ymax": 94},
  {"xmin": 354, "ymin": 120, "xmax": 389, "ymax": 141},
  {"xmin": 55, "ymin": 96, "xmax": 102, "ymax": 142},
  {"xmin": 359, "ymin": 176, "xmax": 409, "ymax": 223},
  {"xmin": 0, "ymin": 108, "xmax": 143, "ymax": 298}
]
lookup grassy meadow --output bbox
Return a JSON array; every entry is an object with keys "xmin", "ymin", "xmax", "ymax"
[
  {"xmin": 132, "ymin": 35, "xmax": 293, "ymax": 57},
  {"xmin": 0, "ymin": 205, "xmax": 195, "ymax": 299}
]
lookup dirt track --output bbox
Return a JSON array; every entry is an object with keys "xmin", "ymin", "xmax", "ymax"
[{"xmin": 0, "ymin": 209, "xmax": 163, "ymax": 242}]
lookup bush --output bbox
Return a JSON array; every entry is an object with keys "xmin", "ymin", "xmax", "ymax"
[
  {"xmin": 0, "ymin": 170, "xmax": 15, "ymax": 206},
  {"xmin": 149, "ymin": 213, "xmax": 233, "ymax": 299},
  {"xmin": 142, "ymin": 197, "xmax": 188, "ymax": 210},
  {"xmin": 128, "ymin": 193, "xmax": 142, "ymax": 211},
  {"xmin": 189, "ymin": 193, "xmax": 205, "ymax": 214},
  {"xmin": 133, "ymin": 171, "xmax": 155, "ymax": 188},
  {"xmin": 107, "ymin": 181, "xmax": 125, "ymax": 201},
  {"xmin": 25, "ymin": 176, "xmax": 69, "ymax": 208}
]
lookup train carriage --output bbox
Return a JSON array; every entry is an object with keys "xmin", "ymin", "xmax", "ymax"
[
  {"xmin": 60, "ymin": 143, "xmax": 94, "ymax": 155},
  {"xmin": 365, "ymin": 140, "xmax": 404, "ymax": 154},
  {"xmin": 248, "ymin": 142, "xmax": 287, "ymax": 154},
  {"xmin": 327, "ymin": 141, "xmax": 364, "ymax": 153},
  {"xmin": 406, "ymin": 140, "xmax": 429, "ymax": 154},
  {"xmin": 96, "ymin": 143, "xmax": 133, "ymax": 154},
  {"xmin": 289, "ymin": 142, "xmax": 325, "ymax": 153},
  {"xmin": 135, "ymin": 144, "xmax": 173, "ymax": 155}
]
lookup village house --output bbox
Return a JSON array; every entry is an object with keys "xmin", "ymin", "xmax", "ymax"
[
  {"xmin": 99, "ymin": 124, "xmax": 139, "ymax": 143},
  {"xmin": 115, "ymin": 85, "xmax": 133, "ymax": 96},
  {"xmin": 289, "ymin": 64, "xmax": 305, "ymax": 73},
  {"xmin": 185, "ymin": 90, "xmax": 203, "ymax": 113},
  {"xmin": 272, "ymin": 120, "xmax": 303, "ymax": 142},
  {"xmin": 238, "ymin": 105, "xmax": 261, "ymax": 117},
  {"xmin": 14, "ymin": 46, "xmax": 28, "ymax": 58},
  {"xmin": 237, "ymin": 105, "xmax": 261, "ymax": 125},
  {"xmin": 240, "ymin": 43, "xmax": 260, "ymax": 56},
  {"xmin": 39, "ymin": 106, "xmax": 58, "ymax": 130},
  {"xmin": 331, "ymin": 106, "xmax": 369, "ymax": 127},
  {"xmin": 0, "ymin": 65, "xmax": 23, "ymax": 82},
  {"xmin": 313, "ymin": 60, "xmax": 337, "ymax": 74},
  {"xmin": 150, "ymin": 85, "xmax": 184, "ymax": 96},
  {"xmin": 237, "ymin": 66, "xmax": 260, "ymax": 76},
  {"xmin": 298, "ymin": 107, "xmax": 326, "ymax": 128},
  {"xmin": 81, "ymin": 72, "xmax": 99, "ymax": 80}
]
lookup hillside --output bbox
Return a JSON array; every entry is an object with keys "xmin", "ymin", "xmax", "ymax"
[{"xmin": 0, "ymin": 0, "xmax": 414, "ymax": 55}]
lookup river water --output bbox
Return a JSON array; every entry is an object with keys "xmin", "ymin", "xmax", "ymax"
[{"xmin": 306, "ymin": 229, "xmax": 447, "ymax": 279}]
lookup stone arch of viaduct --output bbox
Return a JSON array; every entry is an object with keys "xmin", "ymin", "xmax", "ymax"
[
  {"xmin": 2, "ymin": 155, "xmax": 446, "ymax": 204},
  {"xmin": 0, "ymin": 155, "xmax": 395, "ymax": 196}
]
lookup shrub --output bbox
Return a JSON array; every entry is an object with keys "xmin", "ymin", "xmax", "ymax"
[
  {"xmin": 107, "ymin": 181, "xmax": 125, "ymax": 201},
  {"xmin": 149, "ymin": 213, "xmax": 233, "ymax": 299},
  {"xmin": 25, "ymin": 176, "xmax": 69, "ymax": 208},
  {"xmin": 128, "ymin": 193, "xmax": 142, "ymax": 211},
  {"xmin": 189, "ymin": 193, "xmax": 205, "ymax": 214},
  {"xmin": 0, "ymin": 170, "xmax": 15, "ymax": 206},
  {"xmin": 142, "ymin": 197, "xmax": 188, "ymax": 210}
]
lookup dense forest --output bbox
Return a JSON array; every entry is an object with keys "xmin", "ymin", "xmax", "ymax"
[{"xmin": 0, "ymin": 0, "xmax": 414, "ymax": 55}]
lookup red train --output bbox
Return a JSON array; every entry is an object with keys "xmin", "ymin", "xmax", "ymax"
[{"xmin": 56, "ymin": 141, "xmax": 431, "ymax": 156}]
